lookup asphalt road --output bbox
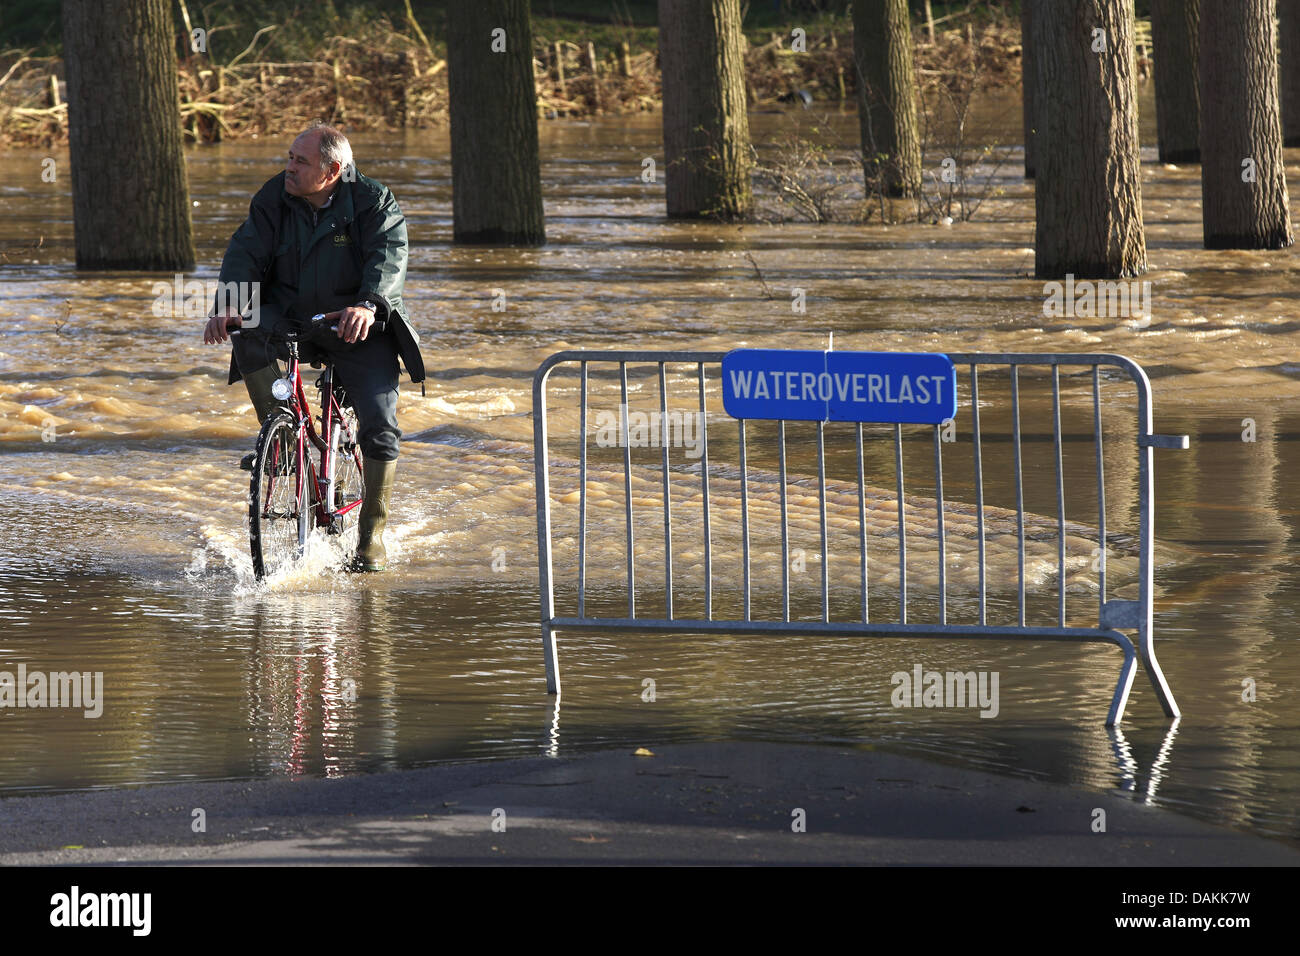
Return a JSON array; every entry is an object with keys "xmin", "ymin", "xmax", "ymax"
[{"xmin": 1, "ymin": 742, "xmax": 1296, "ymax": 865}]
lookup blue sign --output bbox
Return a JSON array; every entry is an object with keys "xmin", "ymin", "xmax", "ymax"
[{"xmin": 721, "ymin": 349, "xmax": 957, "ymax": 424}]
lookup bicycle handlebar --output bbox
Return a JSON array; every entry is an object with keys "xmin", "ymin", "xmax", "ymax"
[{"xmin": 224, "ymin": 310, "xmax": 388, "ymax": 337}]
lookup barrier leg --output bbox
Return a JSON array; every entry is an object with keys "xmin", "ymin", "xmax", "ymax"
[
  {"xmin": 542, "ymin": 623, "xmax": 560, "ymax": 695},
  {"xmin": 1139, "ymin": 619, "xmax": 1180, "ymax": 718},
  {"xmin": 1106, "ymin": 635, "xmax": 1139, "ymax": 727}
]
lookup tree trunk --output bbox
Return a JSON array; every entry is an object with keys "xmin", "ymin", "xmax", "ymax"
[
  {"xmin": 1150, "ymin": 0, "xmax": 1200, "ymax": 162},
  {"xmin": 658, "ymin": 0, "xmax": 752, "ymax": 220},
  {"xmin": 1277, "ymin": 0, "xmax": 1300, "ymax": 145},
  {"xmin": 61, "ymin": 0, "xmax": 194, "ymax": 271},
  {"xmin": 1033, "ymin": 0, "xmax": 1146, "ymax": 279},
  {"xmin": 1021, "ymin": 0, "xmax": 1037, "ymax": 178},
  {"xmin": 1199, "ymin": 0, "xmax": 1293, "ymax": 249},
  {"xmin": 447, "ymin": 0, "xmax": 546, "ymax": 244},
  {"xmin": 853, "ymin": 0, "xmax": 921, "ymax": 197}
]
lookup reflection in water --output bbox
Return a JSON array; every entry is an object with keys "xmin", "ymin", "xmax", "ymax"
[
  {"xmin": 546, "ymin": 691, "xmax": 562, "ymax": 759},
  {"xmin": 1, "ymin": 97, "xmax": 1299, "ymax": 847},
  {"xmin": 238, "ymin": 590, "xmax": 413, "ymax": 778},
  {"xmin": 1109, "ymin": 718, "xmax": 1180, "ymax": 803}
]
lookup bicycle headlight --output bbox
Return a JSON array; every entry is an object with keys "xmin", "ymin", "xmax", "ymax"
[{"xmin": 271, "ymin": 378, "xmax": 293, "ymax": 401}]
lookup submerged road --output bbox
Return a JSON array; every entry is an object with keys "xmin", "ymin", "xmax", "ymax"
[{"xmin": 1, "ymin": 743, "xmax": 1296, "ymax": 865}]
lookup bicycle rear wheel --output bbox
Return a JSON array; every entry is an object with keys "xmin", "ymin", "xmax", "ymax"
[{"xmin": 249, "ymin": 411, "xmax": 312, "ymax": 579}]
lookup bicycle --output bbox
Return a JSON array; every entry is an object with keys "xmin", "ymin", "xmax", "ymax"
[{"xmin": 230, "ymin": 314, "xmax": 379, "ymax": 579}]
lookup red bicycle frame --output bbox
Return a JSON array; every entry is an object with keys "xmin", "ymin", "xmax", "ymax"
[{"xmin": 276, "ymin": 344, "xmax": 363, "ymax": 531}]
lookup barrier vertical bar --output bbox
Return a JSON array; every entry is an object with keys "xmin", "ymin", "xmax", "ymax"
[
  {"xmin": 779, "ymin": 419, "xmax": 790, "ymax": 623},
  {"xmin": 620, "ymin": 361, "xmax": 635, "ymax": 618},
  {"xmin": 1093, "ymin": 366, "xmax": 1107, "ymax": 613},
  {"xmin": 895, "ymin": 423, "xmax": 907, "ymax": 624},
  {"xmin": 578, "ymin": 360, "xmax": 588, "ymax": 619},
  {"xmin": 1131, "ymin": 361, "xmax": 1181, "ymax": 718},
  {"xmin": 533, "ymin": 363, "xmax": 559, "ymax": 694},
  {"xmin": 817, "ymin": 420, "xmax": 829, "ymax": 623},
  {"xmin": 970, "ymin": 363, "xmax": 987, "ymax": 625},
  {"xmin": 934, "ymin": 424, "xmax": 947, "ymax": 625},
  {"xmin": 856, "ymin": 422, "xmax": 868, "ymax": 624},
  {"xmin": 1011, "ymin": 365, "xmax": 1025, "ymax": 626},
  {"xmin": 698, "ymin": 363, "xmax": 712, "ymax": 620},
  {"xmin": 1052, "ymin": 364, "xmax": 1066, "ymax": 626},
  {"xmin": 739, "ymin": 418, "xmax": 751, "ymax": 621},
  {"xmin": 659, "ymin": 362, "xmax": 673, "ymax": 619}
]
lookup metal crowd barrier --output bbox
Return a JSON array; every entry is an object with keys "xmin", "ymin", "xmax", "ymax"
[{"xmin": 532, "ymin": 350, "xmax": 1188, "ymax": 726}]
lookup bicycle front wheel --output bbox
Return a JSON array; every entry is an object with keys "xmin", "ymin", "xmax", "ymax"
[{"xmin": 249, "ymin": 411, "xmax": 312, "ymax": 579}]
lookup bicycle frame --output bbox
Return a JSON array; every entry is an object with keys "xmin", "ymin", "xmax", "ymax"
[{"xmin": 257, "ymin": 336, "xmax": 363, "ymax": 549}]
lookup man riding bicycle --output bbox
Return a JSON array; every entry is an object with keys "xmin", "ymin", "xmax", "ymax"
[{"xmin": 203, "ymin": 122, "xmax": 425, "ymax": 572}]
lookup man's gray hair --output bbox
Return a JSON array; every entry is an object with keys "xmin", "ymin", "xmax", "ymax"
[{"xmin": 305, "ymin": 122, "xmax": 353, "ymax": 175}]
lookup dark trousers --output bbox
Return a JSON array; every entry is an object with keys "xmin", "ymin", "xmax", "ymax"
[{"xmin": 233, "ymin": 315, "xmax": 402, "ymax": 462}]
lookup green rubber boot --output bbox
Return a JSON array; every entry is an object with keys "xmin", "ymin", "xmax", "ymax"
[
  {"xmin": 239, "ymin": 366, "xmax": 287, "ymax": 471},
  {"xmin": 243, "ymin": 365, "xmax": 286, "ymax": 422},
  {"xmin": 352, "ymin": 459, "xmax": 396, "ymax": 572}
]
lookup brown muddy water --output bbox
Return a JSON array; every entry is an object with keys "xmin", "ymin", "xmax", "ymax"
[{"xmin": 2, "ymin": 88, "xmax": 1299, "ymax": 848}]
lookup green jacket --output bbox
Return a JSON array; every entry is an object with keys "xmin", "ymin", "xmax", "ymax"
[{"xmin": 218, "ymin": 169, "xmax": 425, "ymax": 384}]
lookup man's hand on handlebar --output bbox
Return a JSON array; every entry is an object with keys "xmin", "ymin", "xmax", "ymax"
[
  {"xmin": 203, "ymin": 312, "xmax": 242, "ymax": 345},
  {"xmin": 203, "ymin": 307, "xmax": 381, "ymax": 346},
  {"xmin": 322, "ymin": 305, "xmax": 376, "ymax": 344}
]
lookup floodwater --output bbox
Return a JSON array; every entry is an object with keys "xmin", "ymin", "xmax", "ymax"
[{"xmin": 2, "ymin": 86, "xmax": 1299, "ymax": 849}]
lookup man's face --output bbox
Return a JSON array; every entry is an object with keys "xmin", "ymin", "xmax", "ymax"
[{"xmin": 284, "ymin": 132, "xmax": 337, "ymax": 198}]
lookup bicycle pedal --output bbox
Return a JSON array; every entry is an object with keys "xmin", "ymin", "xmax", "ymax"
[{"xmin": 239, "ymin": 453, "xmax": 255, "ymax": 472}]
